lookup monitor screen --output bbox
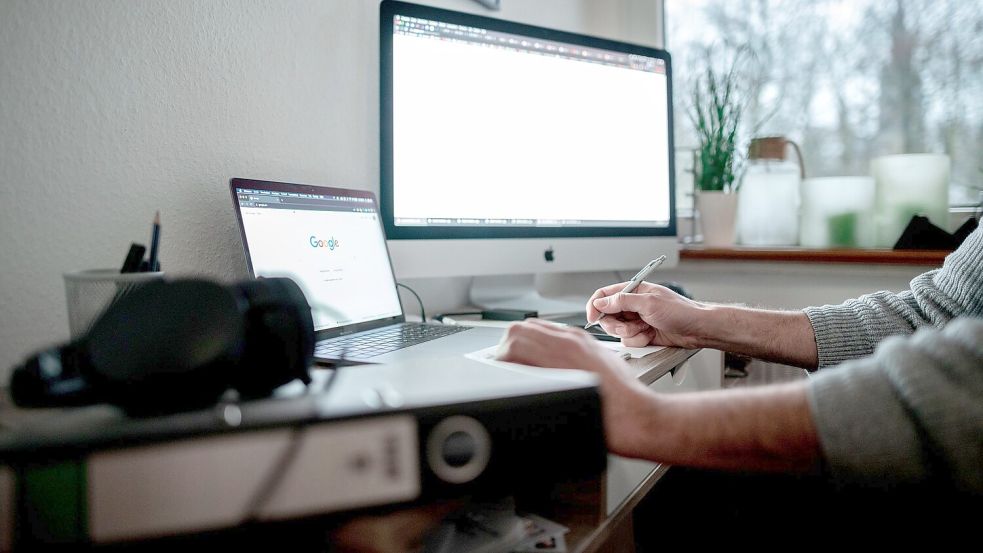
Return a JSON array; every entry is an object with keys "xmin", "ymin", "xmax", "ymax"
[
  {"xmin": 234, "ymin": 185, "xmax": 402, "ymax": 332},
  {"xmin": 380, "ymin": 1, "xmax": 675, "ymax": 240}
]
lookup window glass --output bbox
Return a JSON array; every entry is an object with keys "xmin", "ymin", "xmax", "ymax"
[{"xmin": 666, "ymin": 0, "xmax": 983, "ymax": 206}]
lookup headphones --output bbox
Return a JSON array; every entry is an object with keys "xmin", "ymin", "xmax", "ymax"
[{"xmin": 10, "ymin": 278, "xmax": 315, "ymax": 416}]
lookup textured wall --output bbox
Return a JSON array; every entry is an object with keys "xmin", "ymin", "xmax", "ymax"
[{"xmin": 0, "ymin": 0, "xmax": 660, "ymax": 378}]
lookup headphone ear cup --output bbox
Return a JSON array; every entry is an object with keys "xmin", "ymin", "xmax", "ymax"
[
  {"xmin": 232, "ymin": 278, "xmax": 315, "ymax": 397},
  {"xmin": 9, "ymin": 341, "xmax": 99, "ymax": 408},
  {"xmin": 86, "ymin": 280, "xmax": 245, "ymax": 414},
  {"xmin": 9, "ymin": 278, "xmax": 311, "ymax": 414}
]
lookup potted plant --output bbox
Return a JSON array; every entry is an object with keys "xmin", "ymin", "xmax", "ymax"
[{"xmin": 689, "ymin": 49, "xmax": 748, "ymax": 247}]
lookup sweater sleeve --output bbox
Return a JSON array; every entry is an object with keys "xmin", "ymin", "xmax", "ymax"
[
  {"xmin": 804, "ymin": 225, "xmax": 983, "ymax": 368},
  {"xmin": 807, "ymin": 317, "xmax": 983, "ymax": 493}
]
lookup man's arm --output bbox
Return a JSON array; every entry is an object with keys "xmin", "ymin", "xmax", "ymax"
[
  {"xmin": 689, "ymin": 306, "xmax": 818, "ymax": 369},
  {"xmin": 588, "ymin": 288, "xmax": 820, "ymax": 369},
  {"xmin": 499, "ymin": 317, "xmax": 983, "ymax": 491},
  {"xmin": 589, "ymin": 225, "xmax": 983, "ymax": 370},
  {"xmin": 807, "ymin": 317, "xmax": 983, "ymax": 492},
  {"xmin": 623, "ymin": 381, "xmax": 822, "ymax": 473},
  {"xmin": 496, "ymin": 320, "xmax": 823, "ymax": 472}
]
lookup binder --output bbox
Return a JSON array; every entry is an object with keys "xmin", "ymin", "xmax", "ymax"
[{"xmin": 0, "ymin": 357, "xmax": 606, "ymax": 547}]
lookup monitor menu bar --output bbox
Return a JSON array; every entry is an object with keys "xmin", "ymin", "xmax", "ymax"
[
  {"xmin": 393, "ymin": 15, "xmax": 665, "ymax": 74},
  {"xmin": 395, "ymin": 217, "xmax": 668, "ymax": 228}
]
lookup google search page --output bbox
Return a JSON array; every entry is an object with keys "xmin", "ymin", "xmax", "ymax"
[{"xmin": 239, "ymin": 207, "xmax": 402, "ymax": 330}]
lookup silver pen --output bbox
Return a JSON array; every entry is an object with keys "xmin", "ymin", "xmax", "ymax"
[{"xmin": 584, "ymin": 255, "xmax": 667, "ymax": 330}]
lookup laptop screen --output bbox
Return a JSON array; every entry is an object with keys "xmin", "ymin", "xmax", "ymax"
[{"xmin": 233, "ymin": 184, "xmax": 402, "ymax": 332}]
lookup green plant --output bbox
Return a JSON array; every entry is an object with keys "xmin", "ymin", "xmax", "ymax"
[{"xmin": 689, "ymin": 49, "xmax": 749, "ymax": 192}]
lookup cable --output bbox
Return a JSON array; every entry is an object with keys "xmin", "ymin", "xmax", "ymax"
[
  {"xmin": 242, "ymin": 352, "xmax": 343, "ymax": 523},
  {"xmin": 396, "ymin": 282, "xmax": 426, "ymax": 322},
  {"xmin": 242, "ymin": 425, "xmax": 305, "ymax": 523}
]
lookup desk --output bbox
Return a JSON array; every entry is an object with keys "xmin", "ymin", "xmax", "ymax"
[{"xmin": 331, "ymin": 346, "xmax": 724, "ymax": 553}]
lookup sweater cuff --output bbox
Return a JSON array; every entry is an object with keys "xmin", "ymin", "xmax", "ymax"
[
  {"xmin": 803, "ymin": 304, "xmax": 879, "ymax": 368},
  {"xmin": 807, "ymin": 356, "xmax": 926, "ymax": 487}
]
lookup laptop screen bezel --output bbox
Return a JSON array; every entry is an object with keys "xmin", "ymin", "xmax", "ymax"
[{"xmin": 229, "ymin": 178, "xmax": 406, "ymax": 341}]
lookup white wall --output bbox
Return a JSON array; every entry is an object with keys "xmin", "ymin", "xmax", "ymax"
[{"xmin": 0, "ymin": 0, "xmax": 662, "ymax": 378}]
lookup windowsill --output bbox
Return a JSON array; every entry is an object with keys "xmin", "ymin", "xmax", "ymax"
[{"xmin": 679, "ymin": 246, "xmax": 950, "ymax": 265}]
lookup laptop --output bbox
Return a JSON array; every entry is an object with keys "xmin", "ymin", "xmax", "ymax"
[{"xmin": 229, "ymin": 178, "xmax": 501, "ymax": 364}]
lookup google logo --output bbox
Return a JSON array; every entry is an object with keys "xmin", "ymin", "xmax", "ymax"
[{"xmin": 309, "ymin": 236, "xmax": 340, "ymax": 250}]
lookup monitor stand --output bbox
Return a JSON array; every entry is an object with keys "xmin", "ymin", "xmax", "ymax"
[{"xmin": 469, "ymin": 275, "xmax": 584, "ymax": 316}]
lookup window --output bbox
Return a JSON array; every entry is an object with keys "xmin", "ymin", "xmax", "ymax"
[{"xmin": 666, "ymin": 0, "xmax": 983, "ymax": 206}]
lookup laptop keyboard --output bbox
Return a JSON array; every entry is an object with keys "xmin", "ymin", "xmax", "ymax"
[{"xmin": 314, "ymin": 323, "xmax": 472, "ymax": 359}]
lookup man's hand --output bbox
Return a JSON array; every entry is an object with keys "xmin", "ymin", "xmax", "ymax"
[
  {"xmin": 586, "ymin": 282, "xmax": 709, "ymax": 348},
  {"xmin": 587, "ymin": 282, "xmax": 819, "ymax": 368},
  {"xmin": 496, "ymin": 319, "xmax": 654, "ymax": 458}
]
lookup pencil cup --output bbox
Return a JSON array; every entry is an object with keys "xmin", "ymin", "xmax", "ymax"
[{"xmin": 63, "ymin": 269, "xmax": 164, "ymax": 338}]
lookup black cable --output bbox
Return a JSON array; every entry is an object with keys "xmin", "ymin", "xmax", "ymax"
[
  {"xmin": 396, "ymin": 282, "xmax": 426, "ymax": 322},
  {"xmin": 242, "ymin": 425, "xmax": 305, "ymax": 523},
  {"xmin": 242, "ymin": 349, "xmax": 345, "ymax": 523}
]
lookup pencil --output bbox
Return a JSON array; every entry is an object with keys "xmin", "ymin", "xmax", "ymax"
[{"xmin": 147, "ymin": 211, "xmax": 161, "ymax": 272}]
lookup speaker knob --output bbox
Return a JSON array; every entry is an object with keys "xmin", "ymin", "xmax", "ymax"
[
  {"xmin": 441, "ymin": 430, "xmax": 476, "ymax": 467},
  {"xmin": 426, "ymin": 416, "xmax": 491, "ymax": 484}
]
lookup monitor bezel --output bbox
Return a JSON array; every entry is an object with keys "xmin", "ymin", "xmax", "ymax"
[{"xmin": 380, "ymin": 0, "xmax": 677, "ymax": 240}]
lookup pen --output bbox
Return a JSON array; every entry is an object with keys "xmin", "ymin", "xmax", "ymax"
[
  {"xmin": 147, "ymin": 211, "xmax": 161, "ymax": 272},
  {"xmin": 584, "ymin": 255, "xmax": 667, "ymax": 330}
]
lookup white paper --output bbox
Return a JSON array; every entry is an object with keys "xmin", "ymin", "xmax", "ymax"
[
  {"xmin": 511, "ymin": 514, "xmax": 569, "ymax": 553},
  {"xmin": 464, "ymin": 345, "xmax": 599, "ymax": 383},
  {"xmin": 465, "ymin": 338, "xmax": 665, "ymax": 376},
  {"xmin": 596, "ymin": 341, "xmax": 666, "ymax": 359}
]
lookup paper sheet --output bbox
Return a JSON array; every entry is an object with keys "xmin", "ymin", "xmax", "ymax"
[
  {"xmin": 466, "ymin": 340, "xmax": 665, "ymax": 371},
  {"xmin": 466, "ymin": 345, "xmax": 529, "ymax": 366},
  {"xmin": 463, "ymin": 345, "xmax": 597, "ymax": 382},
  {"xmin": 595, "ymin": 341, "xmax": 666, "ymax": 359}
]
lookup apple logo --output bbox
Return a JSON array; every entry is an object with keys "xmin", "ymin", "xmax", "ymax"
[{"xmin": 544, "ymin": 246, "xmax": 555, "ymax": 262}]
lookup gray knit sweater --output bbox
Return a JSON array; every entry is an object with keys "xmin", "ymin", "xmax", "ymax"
[
  {"xmin": 803, "ymin": 225, "xmax": 983, "ymax": 492},
  {"xmin": 804, "ymin": 225, "xmax": 983, "ymax": 368}
]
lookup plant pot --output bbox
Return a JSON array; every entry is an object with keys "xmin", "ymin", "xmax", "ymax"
[{"xmin": 696, "ymin": 191, "xmax": 738, "ymax": 247}]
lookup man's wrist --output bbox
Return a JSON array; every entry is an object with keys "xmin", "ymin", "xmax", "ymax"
[
  {"xmin": 690, "ymin": 303, "xmax": 738, "ymax": 351},
  {"xmin": 609, "ymin": 386, "xmax": 663, "ymax": 459}
]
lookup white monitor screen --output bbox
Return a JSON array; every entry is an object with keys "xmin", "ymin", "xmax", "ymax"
[
  {"xmin": 389, "ymin": 12, "xmax": 672, "ymax": 230},
  {"xmin": 235, "ymin": 188, "xmax": 402, "ymax": 331}
]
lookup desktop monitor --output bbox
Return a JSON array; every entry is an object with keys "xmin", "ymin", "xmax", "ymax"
[{"xmin": 380, "ymin": 1, "xmax": 677, "ymax": 312}]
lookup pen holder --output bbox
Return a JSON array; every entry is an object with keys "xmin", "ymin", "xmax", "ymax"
[{"xmin": 63, "ymin": 269, "xmax": 165, "ymax": 339}]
